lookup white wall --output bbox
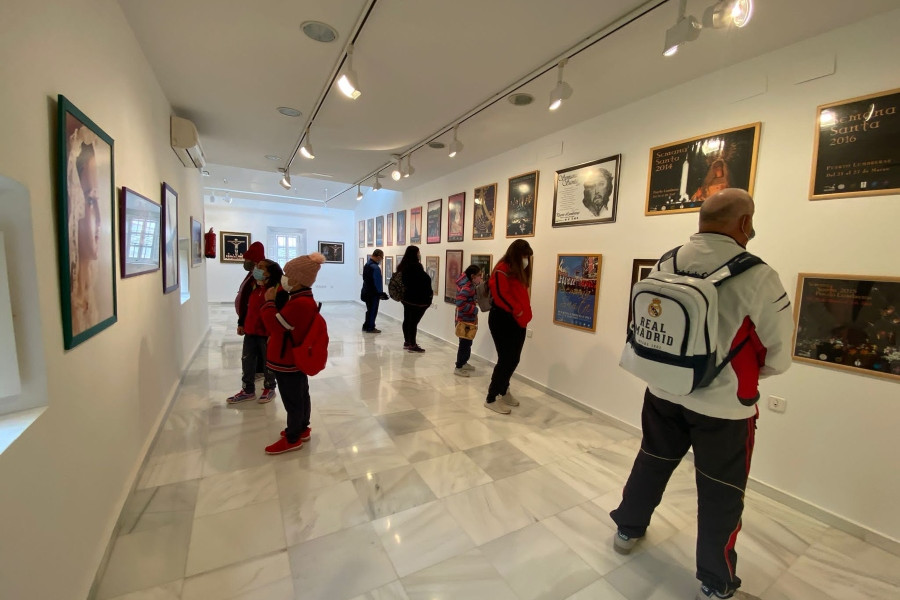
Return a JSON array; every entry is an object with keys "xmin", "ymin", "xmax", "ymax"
[
  {"xmin": 0, "ymin": 1, "xmax": 209, "ymax": 598},
  {"xmin": 361, "ymin": 12, "xmax": 900, "ymax": 542},
  {"xmin": 205, "ymin": 197, "xmax": 357, "ymax": 304}
]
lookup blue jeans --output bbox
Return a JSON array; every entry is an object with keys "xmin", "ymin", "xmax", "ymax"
[
  {"xmin": 456, "ymin": 337, "xmax": 472, "ymax": 368},
  {"xmin": 364, "ymin": 296, "xmax": 380, "ymax": 331}
]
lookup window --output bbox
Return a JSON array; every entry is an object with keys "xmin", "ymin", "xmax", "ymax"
[
  {"xmin": 127, "ymin": 215, "xmax": 158, "ymax": 264},
  {"xmin": 268, "ymin": 227, "xmax": 307, "ymax": 265},
  {"xmin": 178, "ymin": 239, "xmax": 190, "ymax": 304}
]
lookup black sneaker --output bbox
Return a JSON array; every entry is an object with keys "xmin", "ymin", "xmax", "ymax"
[
  {"xmin": 364, "ymin": 328, "xmax": 382, "ymax": 333},
  {"xmin": 407, "ymin": 345, "xmax": 425, "ymax": 353},
  {"xmin": 696, "ymin": 584, "xmax": 754, "ymax": 599}
]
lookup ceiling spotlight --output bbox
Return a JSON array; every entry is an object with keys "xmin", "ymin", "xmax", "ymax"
[
  {"xmin": 548, "ymin": 59, "xmax": 573, "ymax": 111},
  {"xmin": 356, "ymin": 184, "xmax": 363, "ymax": 201},
  {"xmin": 300, "ymin": 21, "xmax": 338, "ymax": 43},
  {"xmin": 663, "ymin": 0, "xmax": 700, "ymax": 57},
  {"xmin": 337, "ymin": 44, "xmax": 361, "ymax": 99},
  {"xmin": 279, "ymin": 170, "xmax": 291, "ymax": 190},
  {"xmin": 391, "ymin": 155, "xmax": 402, "ymax": 181},
  {"xmin": 277, "ymin": 106, "xmax": 302, "ymax": 117},
  {"xmin": 299, "ymin": 127, "xmax": 315, "ymax": 159},
  {"xmin": 373, "ymin": 173, "xmax": 382, "ymax": 191},
  {"xmin": 448, "ymin": 125, "xmax": 463, "ymax": 158},
  {"xmin": 703, "ymin": 0, "xmax": 753, "ymax": 29},
  {"xmin": 403, "ymin": 154, "xmax": 415, "ymax": 178}
]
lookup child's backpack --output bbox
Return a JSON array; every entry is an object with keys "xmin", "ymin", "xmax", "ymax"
[
  {"xmin": 388, "ymin": 271, "xmax": 405, "ymax": 302},
  {"xmin": 475, "ymin": 275, "xmax": 493, "ymax": 312},
  {"xmin": 292, "ymin": 302, "xmax": 329, "ymax": 376},
  {"xmin": 619, "ymin": 247, "xmax": 763, "ymax": 395}
]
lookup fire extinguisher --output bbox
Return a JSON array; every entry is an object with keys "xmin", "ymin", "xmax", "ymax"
[{"xmin": 204, "ymin": 228, "xmax": 217, "ymax": 259}]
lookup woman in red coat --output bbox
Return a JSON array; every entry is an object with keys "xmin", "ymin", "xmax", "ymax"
[{"xmin": 485, "ymin": 239, "xmax": 533, "ymax": 414}]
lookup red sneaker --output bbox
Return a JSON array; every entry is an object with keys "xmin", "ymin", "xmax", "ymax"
[
  {"xmin": 280, "ymin": 427, "xmax": 311, "ymax": 441},
  {"xmin": 258, "ymin": 388, "xmax": 276, "ymax": 403},
  {"xmin": 265, "ymin": 437, "xmax": 303, "ymax": 455}
]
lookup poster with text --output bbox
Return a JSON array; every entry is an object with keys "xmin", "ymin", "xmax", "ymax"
[
  {"xmin": 358, "ymin": 220, "xmax": 365, "ymax": 248},
  {"xmin": 506, "ymin": 171, "xmax": 538, "ymax": 237},
  {"xmin": 386, "ymin": 212, "xmax": 394, "ymax": 246},
  {"xmin": 427, "ymin": 199, "xmax": 442, "ymax": 244},
  {"xmin": 448, "ymin": 192, "xmax": 465, "ymax": 242},
  {"xmin": 445, "ymin": 249, "xmax": 463, "ymax": 303},
  {"xmin": 409, "ymin": 207, "xmax": 422, "ymax": 244},
  {"xmin": 396, "ymin": 209, "xmax": 407, "ymax": 246},
  {"xmin": 366, "ymin": 218, "xmax": 374, "ymax": 247},
  {"xmin": 470, "ymin": 254, "xmax": 492, "ymax": 278},
  {"xmin": 425, "ymin": 255, "xmax": 440, "ymax": 297},
  {"xmin": 473, "ymin": 183, "xmax": 497, "ymax": 240},
  {"xmin": 553, "ymin": 254, "xmax": 602, "ymax": 332},
  {"xmin": 552, "ymin": 155, "xmax": 621, "ymax": 227},
  {"xmin": 376, "ymin": 215, "xmax": 384, "ymax": 246}
]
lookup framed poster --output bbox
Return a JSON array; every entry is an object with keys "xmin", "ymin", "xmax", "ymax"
[
  {"xmin": 445, "ymin": 249, "xmax": 463, "ymax": 304},
  {"xmin": 506, "ymin": 171, "xmax": 539, "ymax": 237},
  {"xmin": 161, "ymin": 183, "xmax": 178, "ymax": 294},
  {"xmin": 470, "ymin": 254, "xmax": 492, "ymax": 278},
  {"xmin": 220, "ymin": 231, "xmax": 250, "ymax": 263},
  {"xmin": 410, "ymin": 206, "xmax": 423, "ymax": 244},
  {"xmin": 427, "ymin": 199, "xmax": 442, "ymax": 244},
  {"xmin": 627, "ymin": 259, "xmax": 658, "ymax": 326},
  {"xmin": 552, "ymin": 155, "xmax": 621, "ymax": 227},
  {"xmin": 396, "ymin": 210, "xmax": 407, "ymax": 246},
  {"xmin": 792, "ymin": 274, "xmax": 900, "ymax": 381},
  {"xmin": 119, "ymin": 187, "xmax": 160, "ymax": 278},
  {"xmin": 448, "ymin": 192, "xmax": 465, "ymax": 242},
  {"xmin": 473, "ymin": 183, "xmax": 497, "ymax": 240},
  {"xmin": 386, "ymin": 212, "xmax": 394, "ymax": 246},
  {"xmin": 553, "ymin": 254, "xmax": 602, "ymax": 332},
  {"xmin": 375, "ymin": 215, "xmax": 384, "ymax": 246},
  {"xmin": 358, "ymin": 220, "xmax": 365, "ymax": 248},
  {"xmin": 190, "ymin": 217, "xmax": 203, "ymax": 266},
  {"xmin": 366, "ymin": 218, "xmax": 375, "ymax": 247},
  {"xmin": 810, "ymin": 88, "xmax": 900, "ymax": 200},
  {"xmin": 646, "ymin": 122, "xmax": 761, "ymax": 215},
  {"xmin": 384, "ymin": 256, "xmax": 394, "ymax": 285},
  {"xmin": 359, "ymin": 257, "xmax": 364, "ymax": 275},
  {"xmin": 425, "ymin": 256, "xmax": 440, "ymax": 297},
  {"xmin": 318, "ymin": 241, "xmax": 344, "ymax": 264},
  {"xmin": 57, "ymin": 95, "xmax": 117, "ymax": 349}
]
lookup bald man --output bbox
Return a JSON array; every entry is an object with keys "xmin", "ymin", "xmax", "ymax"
[{"xmin": 611, "ymin": 189, "xmax": 794, "ymax": 600}]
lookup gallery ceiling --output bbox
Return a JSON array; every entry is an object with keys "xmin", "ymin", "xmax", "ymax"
[{"xmin": 117, "ymin": 0, "xmax": 899, "ymax": 210}]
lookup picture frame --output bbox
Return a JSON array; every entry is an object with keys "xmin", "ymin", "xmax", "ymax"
[
  {"xmin": 470, "ymin": 254, "xmax": 493, "ymax": 278},
  {"xmin": 396, "ymin": 209, "xmax": 407, "ymax": 246},
  {"xmin": 376, "ymin": 215, "xmax": 384, "ymax": 246},
  {"xmin": 386, "ymin": 212, "xmax": 394, "ymax": 246},
  {"xmin": 366, "ymin": 218, "xmax": 375, "ymax": 247},
  {"xmin": 426, "ymin": 199, "xmax": 442, "ymax": 244},
  {"xmin": 448, "ymin": 192, "xmax": 465, "ymax": 242},
  {"xmin": 553, "ymin": 254, "xmax": 602, "ymax": 333},
  {"xmin": 627, "ymin": 259, "xmax": 658, "ymax": 326},
  {"xmin": 358, "ymin": 220, "xmax": 365, "ymax": 248},
  {"xmin": 552, "ymin": 154, "xmax": 622, "ymax": 227},
  {"xmin": 445, "ymin": 249, "xmax": 463, "ymax": 304},
  {"xmin": 506, "ymin": 170, "xmax": 539, "ymax": 237},
  {"xmin": 220, "ymin": 231, "xmax": 251, "ymax": 263},
  {"xmin": 190, "ymin": 217, "xmax": 203, "ymax": 266},
  {"xmin": 473, "ymin": 183, "xmax": 497, "ymax": 240},
  {"xmin": 409, "ymin": 207, "xmax": 423, "ymax": 244},
  {"xmin": 161, "ymin": 182, "xmax": 179, "ymax": 294},
  {"xmin": 384, "ymin": 256, "xmax": 393, "ymax": 285},
  {"xmin": 809, "ymin": 88, "xmax": 900, "ymax": 200},
  {"xmin": 646, "ymin": 122, "xmax": 760, "ymax": 215},
  {"xmin": 425, "ymin": 255, "xmax": 440, "ymax": 297},
  {"xmin": 119, "ymin": 187, "xmax": 160, "ymax": 278},
  {"xmin": 57, "ymin": 94, "xmax": 117, "ymax": 349},
  {"xmin": 359, "ymin": 257, "xmax": 364, "ymax": 275},
  {"xmin": 792, "ymin": 273, "xmax": 900, "ymax": 381},
  {"xmin": 318, "ymin": 241, "xmax": 344, "ymax": 264}
]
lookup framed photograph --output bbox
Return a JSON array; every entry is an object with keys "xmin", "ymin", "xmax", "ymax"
[
  {"xmin": 161, "ymin": 183, "xmax": 178, "ymax": 294},
  {"xmin": 792, "ymin": 274, "xmax": 900, "ymax": 381},
  {"xmin": 552, "ymin": 154, "xmax": 621, "ymax": 227},
  {"xmin": 427, "ymin": 199, "xmax": 442, "ymax": 244},
  {"xmin": 220, "ymin": 231, "xmax": 251, "ymax": 263},
  {"xmin": 386, "ymin": 212, "xmax": 394, "ymax": 246},
  {"xmin": 507, "ymin": 170, "xmax": 539, "ymax": 237},
  {"xmin": 384, "ymin": 256, "xmax": 393, "ymax": 285},
  {"xmin": 445, "ymin": 249, "xmax": 463, "ymax": 304},
  {"xmin": 553, "ymin": 254, "xmax": 602, "ymax": 332},
  {"xmin": 376, "ymin": 215, "xmax": 384, "ymax": 246},
  {"xmin": 318, "ymin": 241, "xmax": 344, "ymax": 264},
  {"xmin": 646, "ymin": 122, "xmax": 760, "ymax": 215},
  {"xmin": 366, "ymin": 218, "xmax": 375, "ymax": 247},
  {"xmin": 810, "ymin": 88, "xmax": 900, "ymax": 200},
  {"xmin": 57, "ymin": 95, "xmax": 117, "ymax": 349},
  {"xmin": 627, "ymin": 259, "xmax": 658, "ymax": 326},
  {"xmin": 396, "ymin": 209, "xmax": 407, "ymax": 246},
  {"xmin": 359, "ymin": 257, "xmax": 364, "ymax": 275},
  {"xmin": 473, "ymin": 183, "xmax": 497, "ymax": 240},
  {"xmin": 190, "ymin": 217, "xmax": 203, "ymax": 266},
  {"xmin": 410, "ymin": 207, "xmax": 423, "ymax": 244},
  {"xmin": 448, "ymin": 192, "xmax": 465, "ymax": 242},
  {"xmin": 425, "ymin": 256, "xmax": 440, "ymax": 297},
  {"xmin": 358, "ymin": 220, "xmax": 365, "ymax": 248},
  {"xmin": 470, "ymin": 254, "xmax": 493, "ymax": 278},
  {"xmin": 119, "ymin": 187, "xmax": 160, "ymax": 278}
]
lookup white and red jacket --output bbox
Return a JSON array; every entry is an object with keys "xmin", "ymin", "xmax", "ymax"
[
  {"xmin": 650, "ymin": 233, "xmax": 794, "ymax": 420},
  {"xmin": 489, "ymin": 260, "xmax": 533, "ymax": 328}
]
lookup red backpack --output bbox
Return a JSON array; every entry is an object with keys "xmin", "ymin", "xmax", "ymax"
[{"xmin": 292, "ymin": 303, "xmax": 329, "ymax": 376}]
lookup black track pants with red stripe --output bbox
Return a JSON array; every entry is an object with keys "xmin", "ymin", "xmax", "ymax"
[{"xmin": 610, "ymin": 389, "xmax": 757, "ymax": 593}]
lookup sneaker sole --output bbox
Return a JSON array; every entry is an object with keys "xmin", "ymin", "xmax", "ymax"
[
  {"xmin": 484, "ymin": 401, "xmax": 511, "ymax": 414},
  {"xmin": 502, "ymin": 397, "xmax": 519, "ymax": 406},
  {"xmin": 265, "ymin": 443, "xmax": 303, "ymax": 455},
  {"xmin": 227, "ymin": 396, "xmax": 255, "ymax": 404}
]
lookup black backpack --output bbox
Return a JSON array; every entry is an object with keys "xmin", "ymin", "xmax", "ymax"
[{"xmin": 388, "ymin": 271, "xmax": 405, "ymax": 301}]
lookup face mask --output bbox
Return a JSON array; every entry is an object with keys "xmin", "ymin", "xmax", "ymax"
[
  {"xmin": 522, "ymin": 258, "xmax": 530, "ymax": 269},
  {"xmin": 252, "ymin": 268, "xmax": 264, "ymax": 281},
  {"xmin": 281, "ymin": 275, "xmax": 292, "ymax": 292}
]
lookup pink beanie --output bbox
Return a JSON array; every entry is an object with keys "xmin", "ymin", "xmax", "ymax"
[
  {"xmin": 284, "ymin": 252, "xmax": 325, "ymax": 288},
  {"xmin": 243, "ymin": 241, "xmax": 265, "ymax": 262}
]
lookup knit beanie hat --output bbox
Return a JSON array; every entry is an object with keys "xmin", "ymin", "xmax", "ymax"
[
  {"xmin": 243, "ymin": 241, "xmax": 265, "ymax": 262},
  {"xmin": 284, "ymin": 252, "xmax": 325, "ymax": 288}
]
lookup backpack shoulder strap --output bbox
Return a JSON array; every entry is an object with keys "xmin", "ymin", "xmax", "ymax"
[
  {"xmin": 706, "ymin": 252, "xmax": 765, "ymax": 286},
  {"xmin": 656, "ymin": 246, "xmax": 681, "ymax": 274}
]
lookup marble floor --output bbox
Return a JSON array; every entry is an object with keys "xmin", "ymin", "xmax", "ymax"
[{"xmin": 93, "ymin": 303, "xmax": 900, "ymax": 600}]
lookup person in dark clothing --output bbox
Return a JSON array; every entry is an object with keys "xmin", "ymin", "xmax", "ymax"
[
  {"xmin": 485, "ymin": 239, "xmax": 533, "ymax": 414},
  {"xmin": 234, "ymin": 241, "xmax": 267, "ymax": 378},
  {"xmin": 396, "ymin": 245, "xmax": 433, "ymax": 352},
  {"xmin": 361, "ymin": 249, "xmax": 388, "ymax": 333}
]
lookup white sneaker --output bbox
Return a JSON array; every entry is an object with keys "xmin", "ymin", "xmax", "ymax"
[
  {"xmin": 461, "ymin": 364, "xmax": 476, "ymax": 371},
  {"xmin": 484, "ymin": 399, "xmax": 511, "ymax": 414},
  {"xmin": 454, "ymin": 367, "xmax": 470, "ymax": 377},
  {"xmin": 502, "ymin": 392, "xmax": 519, "ymax": 407}
]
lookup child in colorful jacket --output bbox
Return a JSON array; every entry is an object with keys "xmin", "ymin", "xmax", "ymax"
[{"xmin": 453, "ymin": 265, "xmax": 483, "ymax": 377}]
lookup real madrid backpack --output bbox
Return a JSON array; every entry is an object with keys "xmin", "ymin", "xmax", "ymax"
[{"xmin": 619, "ymin": 246, "xmax": 763, "ymax": 395}]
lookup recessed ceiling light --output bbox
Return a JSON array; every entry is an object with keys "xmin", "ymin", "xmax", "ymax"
[
  {"xmin": 508, "ymin": 93, "xmax": 534, "ymax": 106},
  {"xmin": 301, "ymin": 21, "xmax": 338, "ymax": 43},
  {"xmin": 265, "ymin": 154, "xmax": 281, "ymax": 161},
  {"xmin": 428, "ymin": 141, "xmax": 446, "ymax": 149},
  {"xmin": 277, "ymin": 106, "xmax": 302, "ymax": 117}
]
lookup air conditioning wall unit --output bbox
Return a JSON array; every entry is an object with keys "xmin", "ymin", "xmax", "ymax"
[{"xmin": 170, "ymin": 115, "xmax": 206, "ymax": 168}]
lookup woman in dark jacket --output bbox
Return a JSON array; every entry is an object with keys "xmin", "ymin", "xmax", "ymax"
[{"xmin": 396, "ymin": 245, "xmax": 433, "ymax": 352}]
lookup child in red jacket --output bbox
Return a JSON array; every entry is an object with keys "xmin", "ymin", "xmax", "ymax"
[{"xmin": 260, "ymin": 252, "xmax": 326, "ymax": 454}]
